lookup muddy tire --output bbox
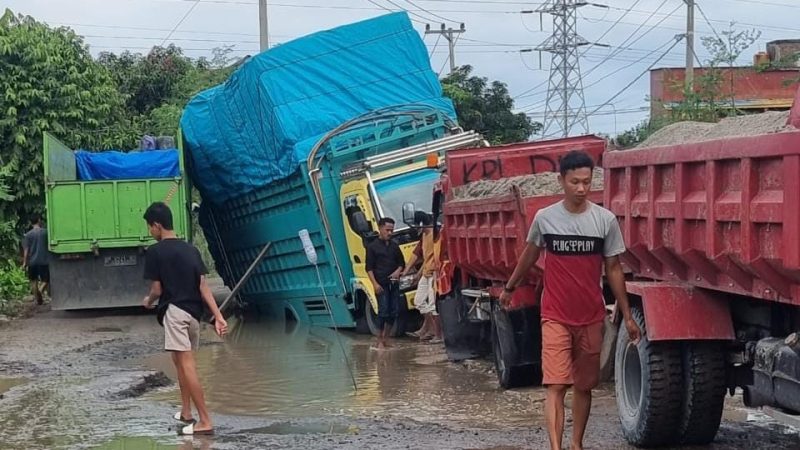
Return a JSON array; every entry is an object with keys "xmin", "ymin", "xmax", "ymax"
[
  {"xmin": 599, "ymin": 315, "xmax": 618, "ymax": 382},
  {"xmin": 365, "ymin": 299, "xmax": 381, "ymax": 336},
  {"xmin": 355, "ymin": 313, "xmax": 370, "ymax": 335},
  {"xmin": 615, "ymin": 306, "xmax": 683, "ymax": 447},
  {"xmin": 678, "ymin": 342, "xmax": 726, "ymax": 445},
  {"xmin": 491, "ymin": 307, "xmax": 540, "ymax": 389}
]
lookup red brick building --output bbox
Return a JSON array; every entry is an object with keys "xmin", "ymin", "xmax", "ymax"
[{"xmin": 650, "ymin": 40, "xmax": 800, "ymax": 117}]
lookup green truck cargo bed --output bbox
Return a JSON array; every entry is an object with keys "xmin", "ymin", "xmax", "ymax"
[{"xmin": 44, "ymin": 132, "xmax": 189, "ymax": 254}]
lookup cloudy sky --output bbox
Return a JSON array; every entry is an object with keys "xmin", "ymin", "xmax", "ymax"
[{"xmin": 5, "ymin": 0, "xmax": 800, "ymax": 136}]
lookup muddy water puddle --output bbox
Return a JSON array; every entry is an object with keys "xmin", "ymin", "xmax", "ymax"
[
  {"xmin": 0, "ymin": 377, "xmax": 27, "ymax": 396},
  {"xmin": 145, "ymin": 320, "xmax": 545, "ymax": 430}
]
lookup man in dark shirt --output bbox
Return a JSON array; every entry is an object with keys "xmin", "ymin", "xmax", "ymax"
[
  {"xmin": 365, "ymin": 217, "xmax": 405, "ymax": 350},
  {"xmin": 142, "ymin": 202, "xmax": 227, "ymax": 436},
  {"xmin": 22, "ymin": 214, "xmax": 49, "ymax": 305}
]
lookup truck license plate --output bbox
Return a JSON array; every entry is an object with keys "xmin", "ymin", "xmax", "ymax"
[{"xmin": 104, "ymin": 255, "xmax": 137, "ymax": 267}]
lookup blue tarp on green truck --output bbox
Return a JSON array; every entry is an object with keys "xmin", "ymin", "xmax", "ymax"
[{"xmin": 180, "ymin": 12, "xmax": 456, "ymax": 204}]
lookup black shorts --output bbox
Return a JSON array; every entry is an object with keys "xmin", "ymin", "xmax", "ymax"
[{"xmin": 27, "ymin": 265, "xmax": 50, "ymax": 282}]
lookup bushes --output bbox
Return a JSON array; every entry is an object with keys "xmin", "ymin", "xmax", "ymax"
[{"xmin": 0, "ymin": 262, "xmax": 28, "ymax": 317}]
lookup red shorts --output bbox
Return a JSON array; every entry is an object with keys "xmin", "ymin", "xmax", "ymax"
[{"xmin": 541, "ymin": 319, "xmax": 603, "ymax": 390}]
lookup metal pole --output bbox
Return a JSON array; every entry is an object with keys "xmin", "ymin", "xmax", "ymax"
[
  {"xmin": 448, "ymin": 29, "xmax": 456, "ymax": 73},
  {"xmin": 685, "ymin": 0, "xmax": 695, "ymax": 90},
  {"xmin": 217, "ymin": 241, "xmax": 272, "ymax": 314},
  {"xmin": 259, "ymin": 0, "xmax": 269, "ymax": 51}
]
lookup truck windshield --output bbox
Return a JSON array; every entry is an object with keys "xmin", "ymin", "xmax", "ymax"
[{"xmin": 373, "ymin": 169, "xmax": 440, "ymax": 229}]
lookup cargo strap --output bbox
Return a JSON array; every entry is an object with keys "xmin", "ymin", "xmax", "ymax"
[{"xmin": 163, "ymin": 179, "xmax": 181, "ymax": 206}]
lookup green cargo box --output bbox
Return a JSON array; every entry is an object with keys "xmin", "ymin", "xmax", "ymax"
[{"xmin": 43, "ymin": 132, "xmax": 190, "ymax": 310}]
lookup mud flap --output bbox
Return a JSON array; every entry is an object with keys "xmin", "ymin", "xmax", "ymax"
[{"xmin": 438, "ymin": 290, "xmax": 489, "ymax": 361}]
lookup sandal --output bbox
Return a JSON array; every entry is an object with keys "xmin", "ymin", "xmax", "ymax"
[
  {"xmin": 178, "ymin": 423, "xmax": 214, "ymax": 436},
  {"xmin": 173, "ymin": 412, "xmax": 196, "ymax": 424}
]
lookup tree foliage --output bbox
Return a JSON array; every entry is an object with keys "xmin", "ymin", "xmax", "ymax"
[
  {"xmin": 0, "ymin": 9, "xmax": 133, "ymax": 225},
  {"xmin": 441, "ymin": 66, "xmax": 542, "ymax": 144}
]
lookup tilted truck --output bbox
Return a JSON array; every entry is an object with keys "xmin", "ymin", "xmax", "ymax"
[
  {"xmin": 403, "ymin": 135, "xmax": 607, "ymax": 388},
  {"xmin": 42, "ymin": 132, "xmax": 189, "ymax": 310},
  {"xmin": 180, "ymin": 13, "xmax": 485, "ymax": 333}
]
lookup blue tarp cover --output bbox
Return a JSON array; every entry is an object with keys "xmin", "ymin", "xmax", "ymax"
[
  {"xmin": 75, "ymin": 149, "xmax": 180, "ymax": 181},
  {"xmin": 180, "ymin": 12, "xmax": 456, "ymax": 204}
]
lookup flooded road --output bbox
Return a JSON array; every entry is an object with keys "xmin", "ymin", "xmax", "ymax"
[
  {"xmin": 1, "ymin": 309, "xmax": 799, "ymax": 449},
  {"xmin": 145, "ymin": 320, "xmax": 546, "ymax": 429}
]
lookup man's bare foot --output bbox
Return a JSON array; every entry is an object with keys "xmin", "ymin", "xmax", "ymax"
[{"xmin": 570, "ymin": 443, "xmax": 584, "ymax": 450}]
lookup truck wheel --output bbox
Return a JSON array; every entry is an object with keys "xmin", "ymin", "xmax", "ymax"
[
  {"xmin": 355, "ymin": 314, "xmax": 370, "ymax": 335},
  {"xmin": 616, "ymin": 306, "xmax": 683, "ymax": 447},
  {"xmin": 599, "ymin": 315, "xmax": 618, "ymax": 382},
  {"xmin": 365, "ymin": 299, "xmax": 381, "ymax": 336},
  {"xmin": 678, "ymin": 342, "xmax": 726, "ymax": 445},
  {"xmin": 354, "ymin": 294, "xmax": 371, "ymax": 335},
  {"xmin": 492, "ymin": 307, "xmax": 539, "ymax": 389}
]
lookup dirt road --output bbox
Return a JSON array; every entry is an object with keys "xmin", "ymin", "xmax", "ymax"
[{"xmin": 1, "ymin": 308, "xmax": 798, "ymax": 449}]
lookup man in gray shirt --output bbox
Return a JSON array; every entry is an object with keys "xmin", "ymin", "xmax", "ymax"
[
  {"xmin": 500, "ymin": 151, "xmax": 641, "ymax": 450},
  {"xmin": 22, "ymin": 214, "xmax": 49, "ymax": 305}
]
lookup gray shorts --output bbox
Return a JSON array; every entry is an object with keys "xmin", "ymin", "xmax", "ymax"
[{"xmin": 164, "ymin": 304, "xmax": 200, "ymax": 352}]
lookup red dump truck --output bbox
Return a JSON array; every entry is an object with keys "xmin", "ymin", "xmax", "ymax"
[
  {"xmin": 604, "ymin": 112, "xmax": 800, "ymax": 446},
  {"xmin": 403, "ymin": 135, "xmax": 607, "ymax": 388},
  {"xmin": 407, "ymin": 97, "xmax": 800, "ymax": 446}
]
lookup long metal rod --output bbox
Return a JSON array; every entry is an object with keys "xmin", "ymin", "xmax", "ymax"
[
  {"xmin": 314, "ymin": 263, "xmax": 358, "ymax": 392},
  {"xmin": 218, "ymin": 241, "xmax": 272, "ymax": 314}
]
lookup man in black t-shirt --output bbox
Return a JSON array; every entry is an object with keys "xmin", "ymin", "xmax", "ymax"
[
  {"xmin": 365, "ymin": 217, "xmax": 405, "ymax": 350},
  {"xmin": 142, "ymin": 202, "xmax": 227, "ymax": 436}
]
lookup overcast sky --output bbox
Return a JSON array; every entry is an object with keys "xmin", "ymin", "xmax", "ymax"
[{"xmin": 6, "ymin": 0, "xmax": 800, "ymax": 136}]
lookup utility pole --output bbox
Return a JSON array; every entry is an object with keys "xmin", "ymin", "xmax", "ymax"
[
  {"xmin": 259, "ymin": 0, "xmax": 269, "ymax": 51},
  {"xmin": 685, "ymin": 0, "xmax": 695, "ymax": 90},
  {"xmin": 425, "ymin": 23, "xmax": 466, "ymax": 74},
  {"xmin": 535, "ymin": 0, "xmax": 592, "ymax": 138}
]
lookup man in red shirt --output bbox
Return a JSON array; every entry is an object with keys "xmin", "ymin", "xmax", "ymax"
[{"xmin": 500, "ymin": 151, "xmax": 641, "ymax": 450}]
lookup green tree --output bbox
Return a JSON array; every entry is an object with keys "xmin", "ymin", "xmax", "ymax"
[
  {"xmin": 0, "ymin": 9, "xmax": 133, "ymax": 225},
  {"xmin": 97, "ymin": 44, "xmax": 194, "ymax": 116},
  {"xmin": 99, "ymin": 45, "xmax": 237, "ymax": 135},
  {"xmin": 441, "ymin": 66, "xmax": 542, "ymax": 144},
  {"xmin": 702, "ymin": 24, "xmax": 761, "ymax": 113}
]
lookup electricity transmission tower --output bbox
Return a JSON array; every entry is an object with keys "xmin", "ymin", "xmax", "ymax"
[{"xmin": 536, "ymin": 0, "xmax": 592, "ymax": 138}]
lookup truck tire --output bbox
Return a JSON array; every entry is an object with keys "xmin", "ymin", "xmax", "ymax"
[
  {"xmin": 616, "ymin": 306, "xmax": 683, "ymax": 447},
  {"xmin": 678, "ymin": 341, "xmax": 726, "ymax": 445},
  {"xmin": 599, "ymin": 315, "xmax": 618, "ymax": 382},
  {"xmin": 354, "ymin": 294, "xmax": 371, "ymax": 335},
  {"xmin": 365, "ymin": 299, "xmax": 381, "ymax": 336},
  {"xmin": 491, "ymin": 307, "xmax": 540, "ymax": 389},
  {"xmin": 364, "ymin": 295, "xmax": 407, "ymax": 337}
]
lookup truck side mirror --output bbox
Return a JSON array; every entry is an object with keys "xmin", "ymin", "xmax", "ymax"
[{"xmin": 403, "ymin": 202, "xmax": 416, "ymax": 227}]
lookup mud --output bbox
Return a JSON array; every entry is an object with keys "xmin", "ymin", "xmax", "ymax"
[{"xmin": 1, "ymin": 307, "xmax": 799, "ymax": 449}]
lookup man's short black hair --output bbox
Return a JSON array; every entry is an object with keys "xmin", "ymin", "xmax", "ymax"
[
  {"xmin": 414, "ymin": 211, "xmax": 433, "ymax": 227},
  {"xmin": 31, "ymin": 213, "xmax": 41, "ymax": 225},
  {"xmin": 378, "ymin": 217, "xmax": 395, "ymax": 227},
  {"xmin": 559, "ymin": 150, "xmax": 595, "ymax": 176},
  {"xmin": 144, "ymin": 202, "xmax": 174, "ymax": 230}
]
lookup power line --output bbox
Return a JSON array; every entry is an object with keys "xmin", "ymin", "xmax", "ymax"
[
  {"xmin": 516, "ymin": 1, "xmax": 681, "ymax": 103},
  {"xmin": 428, "ymin": 33, "xmax": 442, "ymax": 58},
  {"xmin": 589, "ymin": 35, "xmax": 683, "ymax": 116},
  {"xmin": 404, "ymin": 0, "xmax": 461, "ymax": 23},
  {"xmin": 160, "ymin": 0, "xmax": 201, "ymax": 46},
  {"xmin": 514, "ymin": 0, "xmax": 646, "ymax": 101},
  {"xmin": 695, "ymin": 2, "xmax": 721, "ymax": 40}
]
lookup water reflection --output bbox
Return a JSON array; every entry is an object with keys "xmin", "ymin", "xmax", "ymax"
[{"xmin": 146, "ymin": 318, "xmax": 544, "ymax": 429}]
